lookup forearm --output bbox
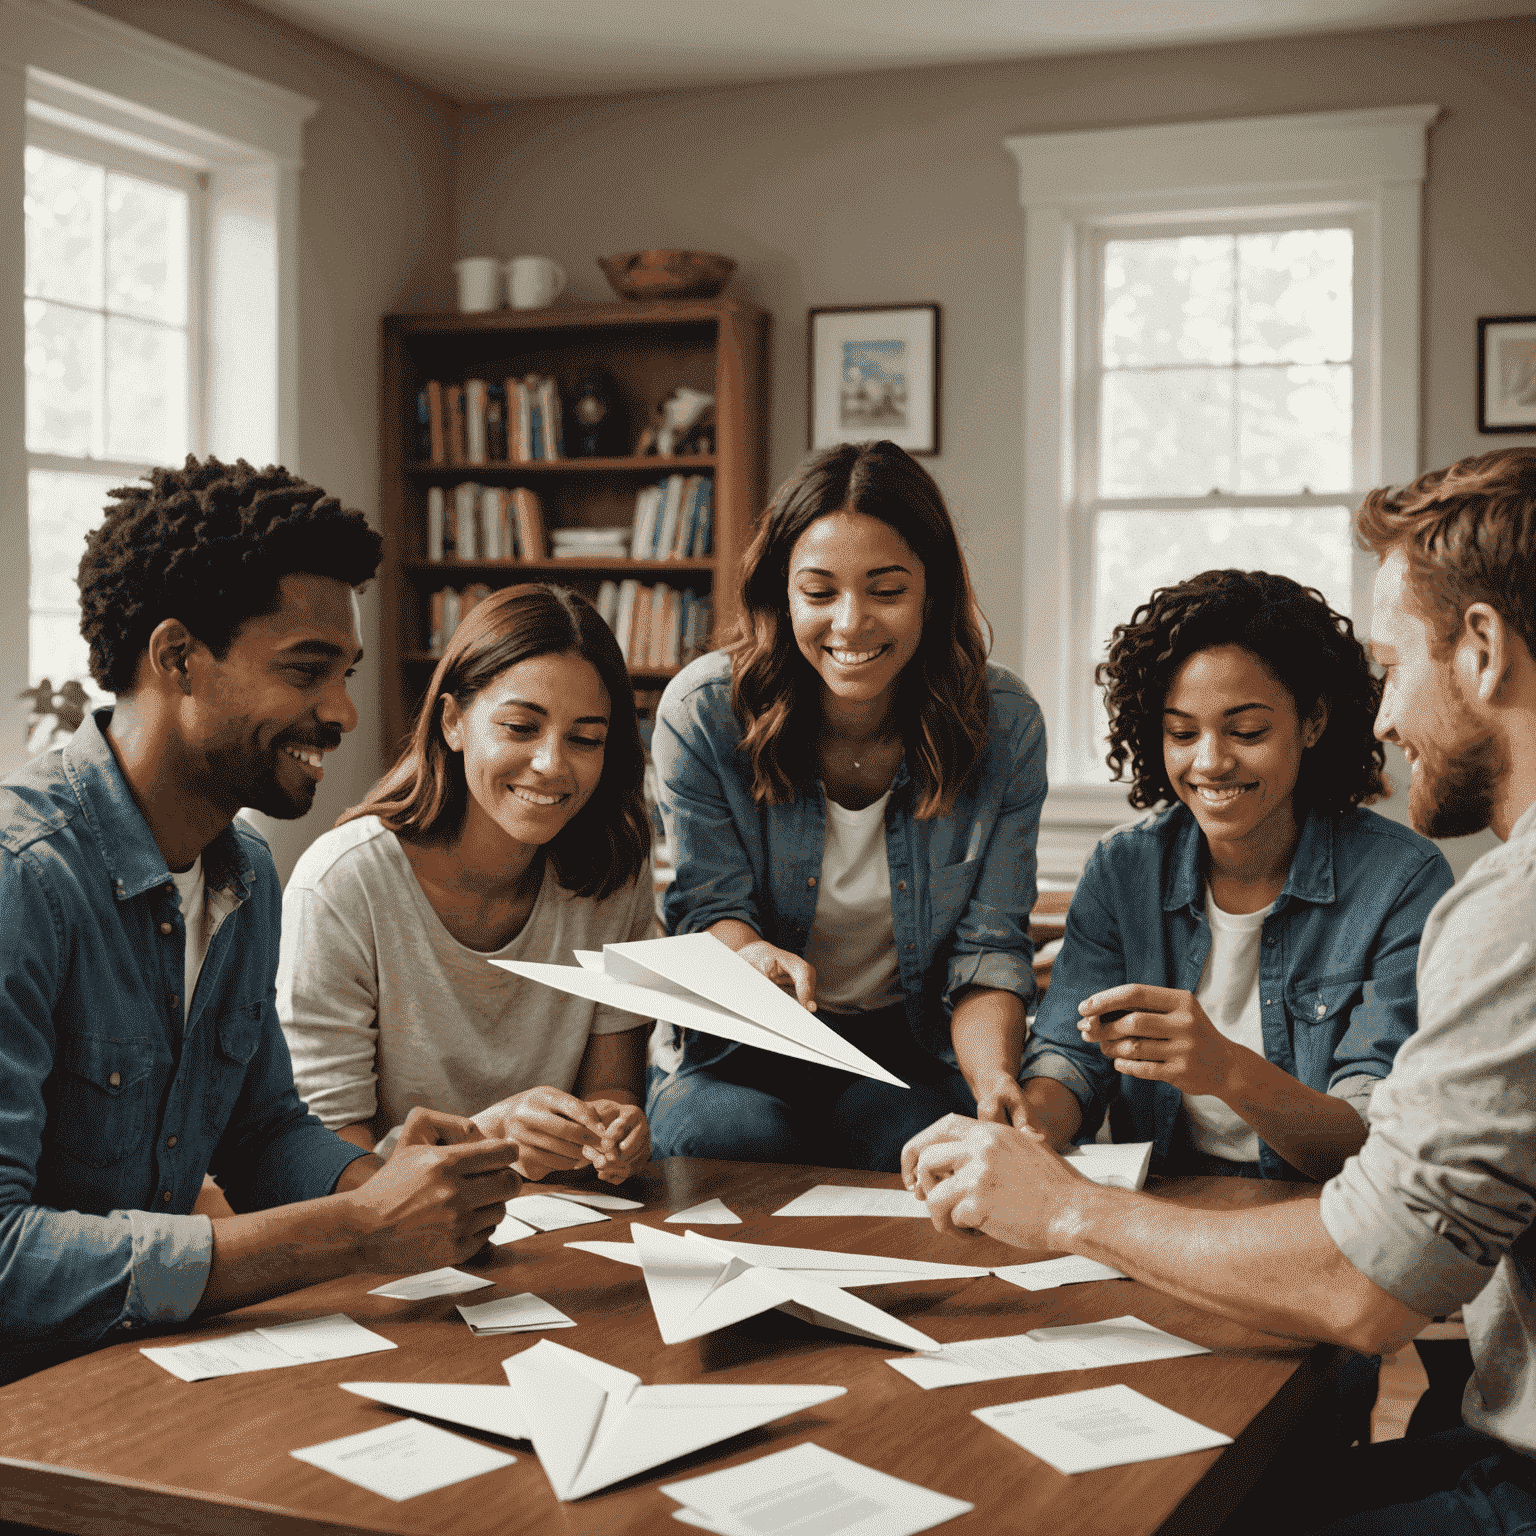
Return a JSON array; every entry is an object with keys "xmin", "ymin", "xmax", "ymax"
[
  {"xmin": 198, "ymin": 1193, "xmax": 368, "ymax": 1314},
  {"xmin": 950, "ymin": 986, "xmax": 1027, "ymax": 1091},
  {"xmin": 1019, "ymin": 1077, "xmax": 1084, "ymax": 1149},
  {"xmin": 1219, "ymin": 1051, "xmax": 1369, "ymax": 1181},
  {"xmin": 335, "ymin": 1122, "xmax": 377, "ymax": 1153},
  {"xmin": 705, "ymin": 918, "xmax": 761, "ymax": 952}
]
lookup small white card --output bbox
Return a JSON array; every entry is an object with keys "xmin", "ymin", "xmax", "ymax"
[
  {"xmin": 368, "ymin": 1267, "xmax": 494, "ymax": 1301},
  {"xmin": 457, "ymin": 1292, "xmax": 576, "ymax": 1335},
  {"xmin": 661, "ymin": 1441, "xmax": 971, "ymax": 1536},
  {"xmin": 771, "ymin": 1185, "xmax": 927, "ymax": 1219},
  {"xmin": 505, "ymin": 1194, "xmax": 612, "ymax": 1231},
  {"xmin": 291, "ymin": 1417, "xmax": 515, "ymax": 1501},
  {"xmin": 992, "ymin": 1257, "xmax": 1128, "ymax": 1292},
  {"xmin": 141, "ymin": 1314, "xmax": 395, "ymax": 1382},
  {"xmin": 490, "ymin": 1212, "xmax": 540, "ymax": 1245},
  {"xmin": 666, "ymin": 1198, "xmax": 741, "ymax": 1224},
  {"xmin": 973, "ymin": 1384, "xmax": 1232, "ymax": 1474},
  {"xmin": 546, "ymin": 1189, "xmax": 644, "ymax": 1210}
]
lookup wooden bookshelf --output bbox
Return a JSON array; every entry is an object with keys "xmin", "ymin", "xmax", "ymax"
[{"xmin": 378, "ymin": 299, "xmax": 768, "ymax": 758}]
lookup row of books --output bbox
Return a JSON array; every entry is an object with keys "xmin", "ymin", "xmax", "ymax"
[
  {"xmin": 596, "ymin": 580, "xmax": 712, "ymax": 670},
  {"xmin": 417, "ymin": 376, "xmax": 564, "ymax": 465},
  {"xmin": 426, "ymin": 485, "xmax": 548, "ymax": 561},
  {"xmin": 630, "ymin": 474, "xmax": 713, "ymax": 559},
  {"xmin": 427, "ymin": 585, "xmax": 494, "ymax": 655}
]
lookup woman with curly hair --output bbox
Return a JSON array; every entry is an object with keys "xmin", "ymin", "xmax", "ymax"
[
  {"xmin": 647, "ymin": 441, "xmax": 1047, "ymax": 1171},
  {"xmin": 1019, "ymin": 569, "xmax": 1453, "ymax": 1183}
]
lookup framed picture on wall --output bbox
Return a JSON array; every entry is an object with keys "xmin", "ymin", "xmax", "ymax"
[
  {"xmin": 1478, "ymin": 315, "xmax": 1536, "ymax": 433},
  {"xmin": 808, "ymin": 303, "xmax": 940, "ymax": 455}
]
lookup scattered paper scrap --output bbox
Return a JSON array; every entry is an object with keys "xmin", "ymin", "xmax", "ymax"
[
  {"xmin": 492, "ymin": 1193, "xmax": 613, "ymax": 1245},
  {"xmin": 666, "ymin": 1198, "xmax": 740, "ymax": 1224},
  {"xmin": 974, "ymin": 1384, "xmax": 1232, "ymax": 1475},
  {"xmin": 771, "ymin": 1185, "xmax": 926, "ymax": 1219},
  {"xmin": 661, "ymin": 1441, "xmax": 972, "ymax": 1536},
  {"xmin": 368, "ymin": 1267, "xmax": 494, "ymax": 1302},
  {"xmin": 992, "ymin": 1256, "xmax": 1128, "ymax": 1292},
  {"xmin": 886, "ymin": 1315, "xmax": 1208, "ymax": 1390},
  {"xmin": 1063, "ymin": 1142, "xmax": 1153, "ymax": 1191},
  {"xmin": 142, "ymin": 1314, "xmax": 395, "ymax": 1383},
  {"xmin": 291, "ymin": 1417, "xmax": 515, "ymax": 1501},
  {"xmin": 490, "ymin": 1213, "xmax": 539, "ymax": 1245},
  {"xmin": 545, "ymin": 1189, "xmax": 644, "ymax": 1210},
  {"xmin": 458, "ymin": 1293, "xmax": 576, "ymax": 1335}
]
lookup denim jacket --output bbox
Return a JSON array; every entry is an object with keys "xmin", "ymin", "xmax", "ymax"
[
  {"xmin": 1021, "ymin": 802, "xmax": 1454, "ymax": 1179},
  {"xmin": 0, "ymin": 710, "xmax": 366, "ymax": 1383},
  {"xmin": 651, "ymin": 651, "xmax": 1047, "ymax": 1075}
]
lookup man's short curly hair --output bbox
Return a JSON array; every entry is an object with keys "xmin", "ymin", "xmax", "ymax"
[
  {"xmin": 1097, "ymin": 568, "xmax": 1387, "ymax": 816},
  {"xmin": 78, "ymin": 456, "xmax": 383, "ymax": 694}
]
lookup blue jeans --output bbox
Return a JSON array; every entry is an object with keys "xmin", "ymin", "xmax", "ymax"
[{"xmin": 647, "ymin": 1003, "xmax": 978, "ymax": 1172}]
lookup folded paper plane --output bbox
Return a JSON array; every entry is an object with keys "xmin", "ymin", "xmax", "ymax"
[
  {"xmin": 344, "ymin": 1340, "xmax": 844, "ymax": 1502},
  {"xmin": 493, "ymin": 933, "xmax": 906, "ymax": 1087},
  {"xmin": 569, "ymin": 1223, "xmax": 988, "ymax": 1352}
]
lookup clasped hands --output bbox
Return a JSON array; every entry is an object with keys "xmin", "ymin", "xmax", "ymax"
[{"xmin": 475, "ymin": 1086, "xmax": 651, "ymax": 1184}]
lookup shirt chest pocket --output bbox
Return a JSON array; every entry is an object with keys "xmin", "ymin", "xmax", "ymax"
[
  {"xmin": 927, "ymin": 858, "xmax": 982, "ymax": 943},
  {"xmin": 1287, "ymin": 973, "xmax": 1365, "ymax": 1032},
  {"xmin": 201, "ymin": 1002, "xmax": 264, "ymax": 1135},
  {"xmin": 50, "ymin": 1033, "xmax": 161, "ymax": 1169}
]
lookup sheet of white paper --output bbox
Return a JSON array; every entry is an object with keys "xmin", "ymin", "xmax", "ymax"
[
  {"xmin": 505, "ymin": 1194, "xmax": 612, "ymax": 1231},
  {"xmin": 771, "ymin": 1184, "xmax": 928, "ymax": 1219},
  {"xmin": 490, "ymin": 1212, "xmax": 540, "ymax": 1244},
  {"xmin": 974, "ymin": 1384, "xmax": 1232, "ymax": 1474},
  {"xmin": 661, "ymin": 1441, "xmax": 972, "ymax": 1536},
  {"xmin": 546, "ymin": 1189, "xmax": 645, "ymax": 1210},
  {"xmin": 666, "ymin": 1198, "xmax": 741, "ymax": 1224},
  {"xmin": 1062, "ymin": 1142, "xmax": 1153, "ymax": 1191},
  {"xmin": 340, "ymin": 1380, "xmax": 531, "ymax": 1441},
  {"xmin": 992, "ymin": 1257, "xmax": 1129, "ymax": 1292},
  {"xmin": 291, "ymin": 1417, "xmax": 515, "ymax": 1501},
  {"xmin": 368, "ymin": 1267, "xmax": 494, "ymax": 1301},
  {"xmin": 457, "ymin": 1292, "xmax": 576, "ymax": 1334},
  {"xmin": 142, "ymin": 1314, "xmax": 396, "ymax": 1381},
  {"xmin": 886, "ymin": 1315, "xmax": 1208, "ymax": 1390},
  {"xmin": 257, "ymin": 1314, "xmax": 399, "ymax": 1363}
]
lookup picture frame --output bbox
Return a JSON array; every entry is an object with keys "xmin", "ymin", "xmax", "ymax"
[
  {"xmin": 808, "ymin": 303, "xmax": 940, "ymax": 456},
  {"xmin": 1477, "ymin": 315, "xmax": 1536, "ymax": 433}
]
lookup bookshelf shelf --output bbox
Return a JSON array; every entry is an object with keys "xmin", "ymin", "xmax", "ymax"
[{"xmin": 379, "ymin": 299, "xmax": 768, "ymax": 757}]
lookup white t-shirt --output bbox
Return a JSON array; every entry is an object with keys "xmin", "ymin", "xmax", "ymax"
[
  {"xmin": 1181, "ymin": 885, "xmax": 1275, "ymax": 1163},
  {"xmin": 277, "ymin": 816, "xmax": 655, "ymax": 1148},
  {"xmin": 800, "ymin": 791, "xmax": 902, "ymax": 1013},
  {"xmin": 168, "ymin": 856, "xmax": 211, "ymax": 1022}
]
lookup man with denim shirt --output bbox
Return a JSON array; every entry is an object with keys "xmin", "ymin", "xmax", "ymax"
[
  {"xmin": 904, "ymin": 447, "xmax": 1536, "ymax": 1533},
  {"xmin": 0, "ymin": 458, "xmax": 519, "ymax": 1386}
]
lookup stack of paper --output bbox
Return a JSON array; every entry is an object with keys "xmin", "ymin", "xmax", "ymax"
[
  {"xmin": 491, "ymin": 1192, "xmax": 614, "ymax": 1245},
  {"xmin": 368, "ymin": 1267, "xmax": 493, "ymax": 1301},
  {"xmin": 663, "ymin": 1443, "xmax": 972, "ymax": 1535},
  {"xmin": 457, "ymin": 1293, "xmax": 576, "ymax": 1336},
  {"xmin": 292, "ymin": 1418, "xmax": 515, "ymax": 1501},
  {"xmin": 142, "ymin": 1314, "xmax": 395, "ymax": 1382},
  {"xmin": 887, "ymin": 1316, "xmax": 1208, "ymax": 1390},
  {"xmin": 992, "ymin": 1256, "xmax": 1128, "ymax": 1292},
  {"xmin": 494, "ymin": 933, "xmax": 907, "ymax": 1086}
]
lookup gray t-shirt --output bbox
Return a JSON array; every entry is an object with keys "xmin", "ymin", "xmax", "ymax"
[
  {"xmin": 278, "ymin": 816, "xmax": 655, "ymax": 1148},
  {"xmin": 1320, "ymin": 797, "xmax": 1536, "ymax": 1456}
]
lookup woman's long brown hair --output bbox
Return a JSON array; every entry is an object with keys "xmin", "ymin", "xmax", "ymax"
[
  {"xmin": 340, "ymin": 583, "xmax": 649, "ymax": 898},
  {"xmin": 728, "ymin": 440, "xmax": 991, "ymax": 819}
]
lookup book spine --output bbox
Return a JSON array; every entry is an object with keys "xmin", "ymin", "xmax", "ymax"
[
  {"xmin": 442, "ymin": 588, "xmax": 461, "ymax": 650},
  {"xmin": 480, "ymin": 486, "xmax": 501, "ymax": 559},
  {"xmin": 455, "ymin": 482, "xmax": 479, "ymax": 560},
  {"xmin": 415, "ymin": 388, "xmax": 432, "ymax": 460},
  {"xmin": 513, "ymin": 379, "xmax": 533, "ymax": 464},
  {"xmin": 538, "ymin": 376, "xmax": 562, "ymax": 459},
  {"xmin": 596, "ymin": 579, "xmax": 620, "ymax": 628},
  {"xmin": 514, "ymin": 487, "xmax": 548, "ymax": 559},
  {"xmin": 613, "ymin": 579, "xmax": 639, "ymax": 664},
  {"xmin": 430, "ymin": 588, "xmax": 446, "ymax": 653},
  {"xmin": 486, "ymin": 382, "xmax": 507, "ymax": 462},
  {"xmin": 465, "ymin": 379, "xmax": 488, "ymax": 466},
  {"xmin": 427, "ymin": 486, "xmax": 444, "ymax": 561},
  {"xmin": 425, "ymin": 380, "xmax": 446, "ymax": 464},
  {"xmin": 446, "ymin": 385, "xmax": 467, "ymax": 466},
  {"xmin": 692, "ymin": 482, "xmax": 714, "ymax": 558},
  {"xmin": 500, "ymin": 489, "xmax": 516, "ymax": 560}
]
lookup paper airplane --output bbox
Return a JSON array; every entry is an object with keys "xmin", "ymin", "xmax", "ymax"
[
  {"xmin": 1063, "ymin": 1142, "xmax": 1152, "ymax": 1190},
  {"xmin": 568, "ymin": 1223, "xmax": 988, "ymax": 1352},
  {"xmin": 666, "ymin": 1198, "xmax": 740, "ymax": 1224},
  {"xmin": 344, "ymin": 1341, "xmax": 845, "ymax": 1502},
  {"xmin": 493, "ymin": 933, "xmax": 906, "ymax": 1087}
]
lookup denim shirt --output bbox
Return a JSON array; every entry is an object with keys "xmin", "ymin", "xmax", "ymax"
[
  {"xmin": 651, "ymin": 651, "xmax": 1047, "ymax": 1074},
  {"xmin": 0, "ymin": 710, "xmax": 366, "ymax": 1383},
  {"xmin": 1021, "ymin": 802, "xmax": 1454, "ymax": 1180}
]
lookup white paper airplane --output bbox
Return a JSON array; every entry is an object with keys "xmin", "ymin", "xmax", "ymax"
[
  {"xmin": 1062, "ymin": 1142, "xmax": 1153, "ymax": 1190},
  {"xmin": 492, "ymin": 933, "xmax": 906, "ymax": 1087},
  {"xmin": 568, "ymin": 1224, "xmax": 988, "ymax": 1352},
  {"xmin": 345, "ymin": 1341, "xmax": 845, "ymax": 1502}
]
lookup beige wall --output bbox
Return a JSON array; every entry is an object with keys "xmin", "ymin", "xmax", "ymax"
[{"xmin": 71, "ymin": 0, "xmax": 458, "ymax": 878}]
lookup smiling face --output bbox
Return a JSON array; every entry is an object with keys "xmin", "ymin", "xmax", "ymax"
[
  {"xmin": 1162, "ymin": 644, "xmax": 1324, "ymax": 859},
  {"xmin": 188, "ymin": 571, "xmax": 362, "ymax": 819},
  {"xmin": 787, "ymin": 510, "xmax": 927, "ymax": 714},
  {"xmin": 441, "ymin": 650, "xmax": 610, "ymax": 859}
]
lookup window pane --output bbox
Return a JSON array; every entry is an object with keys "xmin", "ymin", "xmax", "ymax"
[
  {"xmin": 28, "ymin": 469, "xmax": 124, "ymax": 692},
  {"xmin": 106, "ymin": 173, "xmax": 189, "ymax": 325},
  {"xmin": 106, "ymin": 317, "xmax": 188, "ymax": 462},
  {"xmin": 25, "ymin": 300, "xmax": 103, "ymax": 455},
  {"xmin": 24, "ymin": 146, "xmax": 103, "ymax": 307},
  {"xmin": 1238, "ymin": 228, "xmax": 1352, "ymax": 365},
  {"xmin": 1101, "ymin": 368, "xmax": 1234, "ymax": 495},
  {"xmin": 1238, "ymin": 365, "xmax": 1352, "ymax": 492},
  {"xmin": 1103, "ymin": 235, "xmax": 1234, "ymax": 367}
]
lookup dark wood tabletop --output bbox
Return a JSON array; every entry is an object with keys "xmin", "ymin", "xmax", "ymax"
[{"xmin": 0, "ymin": 1159, "xmax": 1335, "ymax": 1536}]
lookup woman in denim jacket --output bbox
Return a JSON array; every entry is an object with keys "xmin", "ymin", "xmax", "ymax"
[
  {"xmin": 1019, "ymin": 569, "xmax": 1453, "ymax": 1183},
  {"xmin": 648, "ymin": 441, "xmax": 1047, "ymax": 1171}
]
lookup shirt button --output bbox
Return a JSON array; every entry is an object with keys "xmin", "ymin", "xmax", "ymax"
[
  {"xmin": 897, "ymin": 881, "xmax": 907, "ymax": 891},
  {"xmin": 162, "ymin": 1190, "xmax": 172, "ymax": 1203},
  {"xmin": 170, "ymin": 994, "xmax": 179, "ymax": 1010},
  {"xmin": 167, "ymin": 1135, "xmax": 178, "ymax": 1149},
  {"xmin": 160, "ymin": 921, "xmax": 174, "ymax": 936},
  {"xmin": 807, "ymin": 877, "xmax": 817, "ymax": 888},
  {"xmin": 108, "ymin": 1071, "xmax": 121, "ymax": 1087},
  {"xmin": 1316, "ymin": 1002, "xmax": 1327, "ymax": 1017}
]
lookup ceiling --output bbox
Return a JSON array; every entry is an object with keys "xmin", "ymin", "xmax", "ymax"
[{"xmin": 243, "ymin": 0, "xmax": 1528, "ymax": 105}]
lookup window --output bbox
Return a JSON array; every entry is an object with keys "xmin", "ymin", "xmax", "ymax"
[{"xmin": 1005, "ymin": 107, "xmax": 1437, "ymax": 871}]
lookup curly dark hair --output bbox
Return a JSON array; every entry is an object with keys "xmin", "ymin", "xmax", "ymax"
[
  {"xmin": 1098, "ymin": 569, "xmax": 1387, "ymax": 816},
  {"xmin": 77, "ymin": 456, "xmax": 382, "ymax": 693}
]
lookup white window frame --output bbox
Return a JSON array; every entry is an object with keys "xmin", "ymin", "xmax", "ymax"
[{"xmin": 1004, "ymin": 106, "xmax": 1439, "ymax": 878}]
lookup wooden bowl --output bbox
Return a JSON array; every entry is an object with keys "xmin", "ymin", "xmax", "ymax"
[{"xmin": 598, "ymin": 249, "xmax": 736, "ymax": 301}]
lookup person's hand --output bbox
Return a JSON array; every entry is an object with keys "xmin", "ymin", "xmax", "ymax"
[
  {"xmin": 900, "ymin": 1113, "xmax": 1089, "ymax": 1249},
  {"xmin": 1078, "ymin": 984, "xmax": 1243, "ymax": 1099},
  {"xmin": 971, "ymin": 1072, "xmax": 1032, "ymax": 1129},
  {"xmin": 476, "ymin": 1087, "xmax": 609, "ymax": 1182},
  {"xmin": 736, "ymin": 940, "xmax": 818, "ymax": 1011},
  {"xmin": 582, "ymin": 1100, "xmax": 651, "ymax": 1183},
  {"xmin": 343, "ymin": 1135, "xmax": 522, "ymax": 1271},
  {"xmin": 391, "ymin": 1105, "xmax": 486, "ymax": 1150}
]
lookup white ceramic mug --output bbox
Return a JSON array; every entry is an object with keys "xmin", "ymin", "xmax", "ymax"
[
  {"xmin": 452, "ymin": 256, "xmax": 502, "ymax": 313},
  {"xmin": 505, "ymin": 255, "xmax": 567, "ymax": 309}
]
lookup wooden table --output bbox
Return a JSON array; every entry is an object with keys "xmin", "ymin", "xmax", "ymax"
[{"xmin": 0, "ymin": 1159, "xmax": 1335, "ymax": 1536}]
